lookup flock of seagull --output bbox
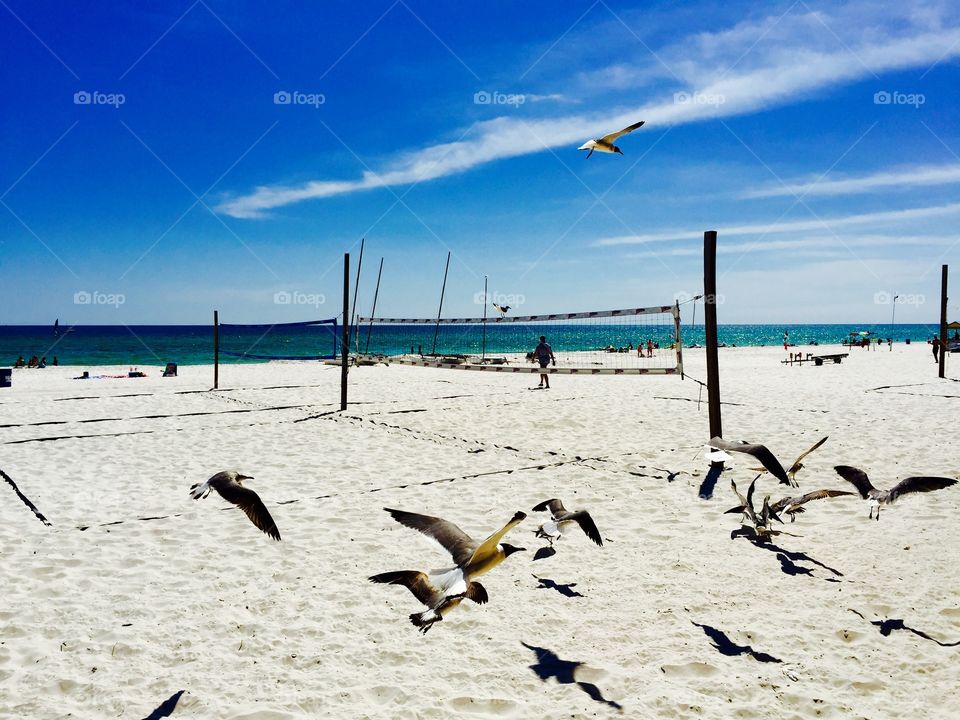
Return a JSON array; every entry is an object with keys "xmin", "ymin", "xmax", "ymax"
[
  {"xmin": 188, "ymin": 435, "xmax": 956, "ymax": 636},
  {"xmin": 190, "ymin": 472, "xmax": 603, "ymax": 633},
  {"xmin": 188, "ymin": 429, "xmax": 956, "ymax": 635},
  {"xmin": 705, "ymin": 436, "xmax": 958, "ymax": 534}
]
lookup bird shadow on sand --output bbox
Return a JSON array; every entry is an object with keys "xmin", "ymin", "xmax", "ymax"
[
  {"xmin": 142, "ymin": 690, "xmax": 185, "ymax": 719},
  {"xmin": 522, "ymin": 642, "xmax": 622, "ymax": 712},
  {"xmin": 533, "ymin": 575, "xmax": 585, "ymax": 598},
  {"xmin": 533, "ymin": 546, "xmax": 557, "ymax": 561},
  {"xmin": 731, "ymin": 529, "xmax": 844, "ymax": 579},
  {"xmin": 698, "ymin": 464, "xmax": 724, "ymax": 499},
  {"xmin": 691, "ymin": 622, "xmax": 782, "ymax": 663},
  {"xmin": 849, "ymin": 609, "xmax": 960, "ymax": 647}
]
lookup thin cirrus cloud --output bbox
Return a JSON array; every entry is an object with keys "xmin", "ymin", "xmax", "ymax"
[
  {"xmin": 742, "ymin": 164, "xmax": 960, "ymax": 199},
  {"xmin": 592, "ymin": 201, "xmax": 960, "ymax": 246},
  {"xmin": 622, "ymin": 234, "xmax": 957, "ymax": 258},
  {"xmin": 215, "ymin": 19, "xmax": 960, "ymax": 219}
]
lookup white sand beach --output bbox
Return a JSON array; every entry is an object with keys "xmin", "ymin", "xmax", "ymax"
[{"xmin": 1, "ymin": 344, "xmax": 958, "ymax": 719}]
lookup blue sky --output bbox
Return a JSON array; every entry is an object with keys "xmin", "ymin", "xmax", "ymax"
[{"xmin": 1, "ymin": 0, "xmax": 959, "ymax": 325}]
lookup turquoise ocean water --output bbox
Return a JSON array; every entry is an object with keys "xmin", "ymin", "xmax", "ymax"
[{"xmin": 0, "ymin": 323, "xmax": 943, "ymax": 366}]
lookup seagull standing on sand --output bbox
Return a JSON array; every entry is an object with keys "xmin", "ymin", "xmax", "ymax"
[
  {"xmin": 834, "ymin": 466, "xmax": 957, "ymax": 520},
  {"xmin": 189, "ymin": 471, "xmax": 281, "ymax": 540},
  {"xmin": 531, "ymin": 499, "xmax": 603, "ymax": 547},
  {"xmin": 578, "ymin": 120, "xmax": 645, "ymax": 158},
  {"xmin": 370, "ymin": 508, "xmax": 526, "ymax": 632}
]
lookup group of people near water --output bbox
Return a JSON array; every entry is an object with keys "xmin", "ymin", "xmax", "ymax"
[
  {"xmin": 599, "ymin": 340, "xmax": 658, "ymax": 356},
  {"xmin": 13, "ymin": 355, "xmax": 58, "ymax": 368}
]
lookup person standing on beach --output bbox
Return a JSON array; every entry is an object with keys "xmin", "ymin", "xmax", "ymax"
[
  {"xmin": 932, "ymin": 336, "xmax": 940, "ymax": 363},
  {"xmin": 532, "ymin": 335, "xmax": 555, "ymax": 389}
]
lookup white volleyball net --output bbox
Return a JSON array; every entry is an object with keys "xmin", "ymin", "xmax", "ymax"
[{"xmin": 357, "ymin": 304, "xmax": 683, "ymax": 375}]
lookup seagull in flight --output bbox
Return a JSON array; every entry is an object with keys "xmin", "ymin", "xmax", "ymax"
[
  {"xmin": 750, "ymin": 436, "xmax": 829, "ymax": 485},
  {"xmin": 726, "ymin": 488, "xmax": 854, "ymax": 523},
  {"xmin": 370, "ymin": 508, "xmax": 526, "ymax": 632},
  {"xmin": 578, "ymin": 120, "xmax": 645, "ymax": 158},
  {"xmin": 833, "ymin": 466, "xmax": 957, "ymax": 520},
  {"xmin": 189, "ymin": 471, "xmax": 281, "ymax": 540},
  {"xmin": 706, "ymin": 437, "xmax": 794, "ymax": 486},
  {"xmin": 531, "ymin": 498, "xmax": 603, "ymax": 547}
]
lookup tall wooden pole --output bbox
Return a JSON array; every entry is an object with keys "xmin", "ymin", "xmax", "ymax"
[
  {"xmin": 341, "ymin": 253, "xmax": 350, "ymax": 411},
  {"xmin": 350, "ymin": 238, "xmax": 365, "ymax": 354},
  {"xmin": 940, "ymin": 264, "xmax": 948, "ymax": 379},
  {"xmin": 365, "ymin": 257, "xmax": 384, "ymax": 355},
  {"xmin": 432, "ymin": 251, "xmax": 451, "ymax": 356},
  {"xmin": 213, "ymin": 309, "xmax": 219, "ymax": 389},
  {"xmin": 704, "ymin": 231, "xmax": 722, "ymax": 440}
]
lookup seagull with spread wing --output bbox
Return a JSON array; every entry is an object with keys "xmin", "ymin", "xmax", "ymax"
[
  {"xmin": 531, "ymin": 498, "xmax": 603, "ymax": 547},
  {"xmin": 189, "ymin": 470, "xmax": 280, "ymax": 540},
  {"xmin": 706, "ymin": 437, "xmax": 794, "ymax": 486},
  {"xmin": 370, "ymin": 508, "xmax": 526, "ymax": 632},
  {"xmin": 578, "ymin": 120, "xmax": 645, "ymax": 158},
  {"xmin": 834, "ymin": 466, "xmax": 957, "ymax": 520},
  {"xmin": 726, "ymin": 488, "xmax": 853, "ymax": 523},
  {"xmin": 729, "ymin": 477, "xmax": 782, "ymax": 537},
  {"xmin": 748, "ymin": 436, "xmax": 829, "ymax": 485}
]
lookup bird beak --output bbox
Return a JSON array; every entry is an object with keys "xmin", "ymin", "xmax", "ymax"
[
  {"xmin": 238, "ymin": 475, "xmax": 254, "ymax": 481},
  {"xmin": 614, "ymin": 147, "xmax": 623, "ymax": 155}
]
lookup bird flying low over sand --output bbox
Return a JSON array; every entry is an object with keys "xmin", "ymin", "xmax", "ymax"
[
  {"xmin": 189, "ymin": 471, "xmax": 281, "ymax": 540},
  {"xmin": 370, "ymin": 508, "xmax": 526, "ymax": 632},
  {"xmin": 750, "ymin": 436, "xmax": 829, "ymax": 486},
  {"xmin": 726, "ymin": 488, "xmax": 854, "ymax": 523},
  {"xmin": 369, "ymin": 570, "xmax": 488, "ymax": 634},
  {"xmin": 729, "ymin": 477, "xmax": 779, "ymax": 537},
  {"xmin": 578, "ymin": 120, "xmax": 645, "ymax": 158},
  {"xmin": 531, "ymin": 499, "xmax": 603, "ymax": 547},
  {"xmin": 706, "ymin": 437, "xmax": 794, "ymax": 486},
  {"xmin": 833, "ymin": 466, "xmax": 957, "ymax": 520}
]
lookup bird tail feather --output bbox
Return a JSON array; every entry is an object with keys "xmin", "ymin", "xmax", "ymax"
[{"xmin": 189, "ymin": 482, "xmax": 208, "ymax": 500}]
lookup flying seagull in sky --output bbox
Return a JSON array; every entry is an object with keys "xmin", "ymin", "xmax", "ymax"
[
  {"xmin": 189, "ymin": 470, "xmax": 281, "ymax": 540},
  {"xmin": 531, "ymin": 498, "xmax": 603, "ymax": 547},
  {"xmin": 370, "ymin": 508, "xmax": 526, "ymax": 632},
  {"xmin": 833, "ymin": 466, "xmax": 957, "ymax": 520},
  {"xmin": 706, "ymin": 437, "xmax": 794, "ymax": 486},
  {"xmin": 578, "ymin": 120, "xmax": 645, "ymax": 158}
]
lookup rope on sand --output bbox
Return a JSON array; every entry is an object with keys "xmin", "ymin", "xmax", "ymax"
[{"xmin": 0, "ymin": 467, "xmax": 52, "ymax": 526}]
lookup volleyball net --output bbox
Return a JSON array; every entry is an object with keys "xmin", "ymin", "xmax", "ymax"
[
  {"xmin": 216, "ymin": 317, "xmax": 339, "ymax": 362},
  {"xmin": 357, "ymin": 304, "xmax": 682, "ymax": 375}
]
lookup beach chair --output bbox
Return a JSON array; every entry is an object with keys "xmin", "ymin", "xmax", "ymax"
[{"xmin": 163, "ymin": 362, "xmax": 178, "ymax": 377}]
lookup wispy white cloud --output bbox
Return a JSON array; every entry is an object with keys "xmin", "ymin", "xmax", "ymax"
[
  {"xmin": 743, "ymin": 163, "xmax": 960, "ymax": 198},
  {"xmin": 622, "ymin": 233, "xmax": 958, "ymax": 257},
  {"xmin": 217, "ymin": 9, "xmax": 960, "ymax": 219},
  {"xmin": 592, "ymin": 202, "xmax": 960, "ymax": 246}
]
